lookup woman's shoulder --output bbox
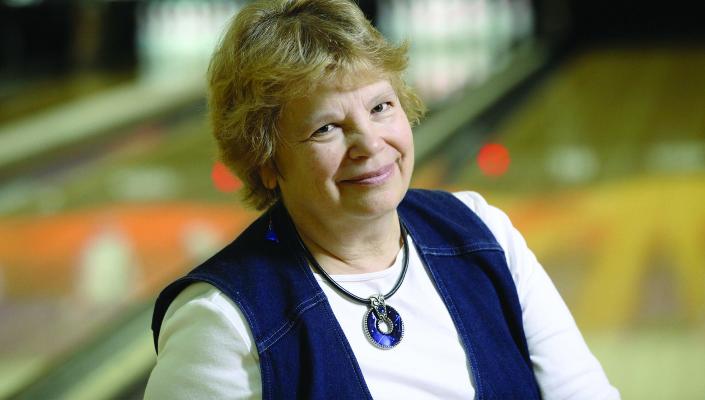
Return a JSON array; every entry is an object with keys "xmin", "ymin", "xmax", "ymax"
[
  {"xmin": 450, "ymin": 190, "xmax": 537, "ymax": 288},
  {"xmin": 450, "ymin": 190, "xmax": 502, "ymax": 219},
  {"xmin": 405, "ymin": 189, "xmax": 508, "ymax": 226},
  {"xmin": 451, "ymin": 191, "xmax": 516, "ymax": 247},
  {"xmin": 145, "ymin": 282, "xmax": 261, "ymax": 398},
  {"xmin": 158, "ymin": 281, "xmax": 256, "ymax": 354},
  {"xmin": 162, "ymin": 282, "xmax": 237, "ymax": 319}
]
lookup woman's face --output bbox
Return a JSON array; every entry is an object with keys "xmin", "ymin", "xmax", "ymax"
[{"xmin": 261, "ymin": 79, "xmax": 414, "ymax": 225}]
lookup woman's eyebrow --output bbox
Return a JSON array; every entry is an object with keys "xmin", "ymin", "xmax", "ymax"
[
  {"xmin": 305, "ymin": 109, "xmax": 344, "ymax": 126},
  {"xmin": 369, "ymin": 90, "xmax": 397, "ymax": 105}
]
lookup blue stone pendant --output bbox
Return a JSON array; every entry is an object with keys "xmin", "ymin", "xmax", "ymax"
[{"xmin": 364, "ymin": 295, "xmax": 403, "ymax": 349}]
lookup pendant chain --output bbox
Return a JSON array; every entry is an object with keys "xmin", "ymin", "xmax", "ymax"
[{"xmin": 293, "ymin": 220, "xmax": 410, "ymax": 305}]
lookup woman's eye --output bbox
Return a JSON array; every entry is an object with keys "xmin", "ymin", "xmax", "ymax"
[
  {"xmin": 312, "ymin": 123, "xmax": 335, "ymax": 136},
  {"xmin": 372, "ymin": 102, "xmax": 391, "ymax": 113}
]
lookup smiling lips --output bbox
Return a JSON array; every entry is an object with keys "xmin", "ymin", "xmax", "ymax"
[{"xmin": 341, "ymin": 163, "xmax": 395, "ymax": 185}]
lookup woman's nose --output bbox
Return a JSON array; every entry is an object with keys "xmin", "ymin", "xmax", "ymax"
[{"xmin": 347, "ymin": 123, "xmax": 383, "ymax": 159}]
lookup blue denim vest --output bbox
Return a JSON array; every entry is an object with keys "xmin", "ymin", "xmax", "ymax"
[{"xmin": 152, "ymin": 189, "xmax": 541, "ymax": 399}]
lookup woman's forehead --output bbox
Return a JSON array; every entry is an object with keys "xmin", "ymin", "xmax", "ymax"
[
  {"xmin": 282, "ymin": 79, "xmax": 395, "ymax": 123},
  {"xmin": 294, "ymin": 65, "xmax": 392, "ymax": 96}
]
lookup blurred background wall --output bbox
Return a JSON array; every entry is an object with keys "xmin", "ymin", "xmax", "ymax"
[{"xmin": 0, "ymin": 0, "xmax": 703, "ymax": 398}]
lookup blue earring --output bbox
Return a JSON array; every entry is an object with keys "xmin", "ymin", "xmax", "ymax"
[{"xmin": 265, "ymin": 217, "xmax": 279, "ymax": 243}]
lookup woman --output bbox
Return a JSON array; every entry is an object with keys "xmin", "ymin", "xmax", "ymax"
[{"xmin": 145, "ymin": 0, "xmax": 619, "ymax": 398}]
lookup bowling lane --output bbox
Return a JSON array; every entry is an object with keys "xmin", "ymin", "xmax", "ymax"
[
  {"xmin": 0, "ymin": 101, "xmax": 260, "ymax": 398},
  {"xmin": 0, "ymin": 71, "xmax": 136, "ymax": 125},
  {"xmin": 413, "ymin": 44, "xmax": 705, "ymax": 399}
]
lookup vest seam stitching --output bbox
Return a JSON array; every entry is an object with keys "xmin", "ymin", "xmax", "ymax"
[
  {"xmin": 419, "ymin": 244, "xmax": 504, "ymax": 256},
  {"xmin": 323, "ymin": 297, "xmax": 375, "ymax": 399},
  {"xmin": 258, "ymin": 292, "xmax": 327, "ymax": 352},
  {"xmin": 260, "ymin": 348, "xmax": 273, "ymax": 400},
  {"xmin": 181, "ymin": 273, "xmax": 270, "ymax": 356},
  {"xmin": 423, "ymin": 256, "xmax": 486, "ymax": 399},
  {"xmin": 173, "ymin": 273, "xmax": 277, "ymax": 395}
]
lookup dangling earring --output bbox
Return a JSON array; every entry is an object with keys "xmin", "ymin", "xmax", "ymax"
[{"xmin": 265, "ymin": 216, "xmax": 279, "ymax": 243}]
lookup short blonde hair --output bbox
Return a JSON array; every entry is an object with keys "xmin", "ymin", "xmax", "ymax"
[{"xmin": 208, "ymin": 0, "xmax": 426, "ymax": 210}]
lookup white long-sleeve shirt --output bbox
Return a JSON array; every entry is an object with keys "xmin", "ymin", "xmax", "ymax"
[{"xmin": 145, "ymin": 191, "xmax": 620, "ymax": 399}]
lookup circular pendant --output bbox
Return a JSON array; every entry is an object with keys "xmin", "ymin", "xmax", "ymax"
[{"xmin": 363, "ymin": 305, "xmax": 404, "ymax": 349}]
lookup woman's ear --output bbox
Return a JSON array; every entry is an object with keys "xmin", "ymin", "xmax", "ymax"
[{"xmin": 259, "ymin": 162, "xmax": 278, "ymax": 190}]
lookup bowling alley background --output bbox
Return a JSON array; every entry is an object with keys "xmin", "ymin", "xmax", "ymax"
[{"xmin": 1, "ymin": 0, "xmax": 703, "ymax": 398}]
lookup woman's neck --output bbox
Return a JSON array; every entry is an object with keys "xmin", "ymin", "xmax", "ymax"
[{"xmin": 290, "ymin": 210, "xmax": 402, "ymax": 275}]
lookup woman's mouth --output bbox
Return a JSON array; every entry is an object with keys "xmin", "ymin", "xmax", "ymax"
[{"xmin": 341, "ymin": 164, "xmax": 395, "ymax": 185}]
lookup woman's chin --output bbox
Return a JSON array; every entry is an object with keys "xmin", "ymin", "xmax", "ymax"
[{"xmin": 339, "ymin": 183, "xmax": 407, "ymax": 219}]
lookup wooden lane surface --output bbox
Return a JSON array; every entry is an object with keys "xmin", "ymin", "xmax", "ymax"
[{"xmin": 413, "ymin": 45, "xmax": 705, "ymax": 399}]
